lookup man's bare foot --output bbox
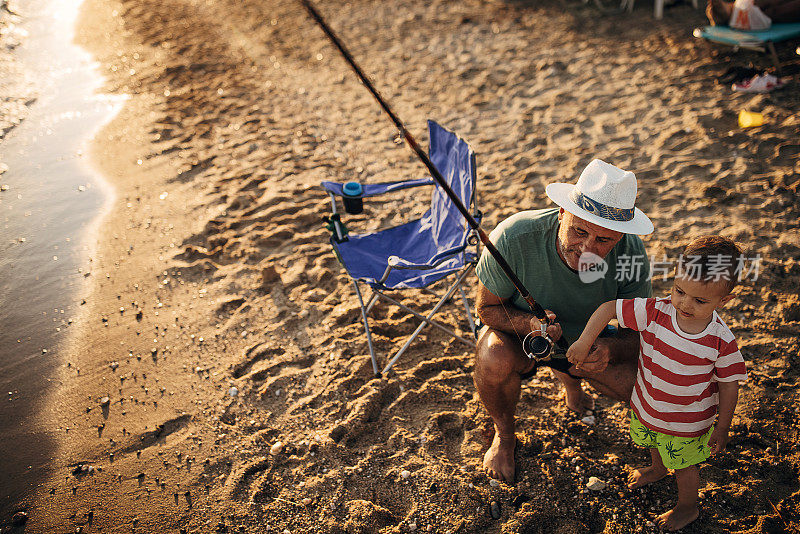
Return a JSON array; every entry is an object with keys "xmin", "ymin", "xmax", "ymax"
[
  {"xmin": 627, "ymin": 465, "xmax": 669, "ymax": 489},
  {"xmin": 562, "ymin": 385, "xmax": 595, "ymax": 414},
  {"xmin": 483, "ymin": 432, "xmax": 516, "ymax": 482},
  {"xmin": 656, "ymin": 503, "xmax": 699, "ymax": 531}
]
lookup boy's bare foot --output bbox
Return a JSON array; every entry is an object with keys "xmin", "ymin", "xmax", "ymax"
[
  {"xmin": 656, "ymin": 503, "xmax": 699, "ymax": 531},
  {"xmin": 562, "ymin": 385, "xmax": 595, "ymax": 414},
  {"xmin": 483, "ymin": 432, "xmax": 516, "ymax": 482},
  {"xmin": 627, "ymin": 465, "xmax": 669, "ymax": 489}
]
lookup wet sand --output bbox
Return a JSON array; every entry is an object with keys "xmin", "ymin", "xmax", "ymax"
[{"xmin": 11, "ymin": 0, "xmax": 800, "ymax": 532}]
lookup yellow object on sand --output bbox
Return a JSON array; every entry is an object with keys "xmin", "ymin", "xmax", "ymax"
[{"xmin": 739, "ymin": 110, "xmax": 764, "ymax": 128}]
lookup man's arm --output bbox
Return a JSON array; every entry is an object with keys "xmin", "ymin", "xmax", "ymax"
[{"xmin": 476, "ymin": 282, "xmax": 561, "ymax": 342}]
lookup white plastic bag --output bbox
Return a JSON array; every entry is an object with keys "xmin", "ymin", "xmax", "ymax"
[{"xmin": 730, "ymin": 0, "xmax": 772, "ymax": 30}]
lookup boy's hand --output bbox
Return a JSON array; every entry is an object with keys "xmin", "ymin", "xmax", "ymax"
[
  {"xmin": 708, "ymin": 427, "xmax": 730, "ymax": 455},
  {"xmin": 577, "ymin": 339, "xmax": 614, "ymax": 373},
  {"xmin": 566, "ymin": 339, "xmax": 593, "ymax": 370}
]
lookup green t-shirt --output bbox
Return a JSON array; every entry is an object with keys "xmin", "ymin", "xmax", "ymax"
[{"xmin": 475, "ymin": 208, "xmax": 652, "ymax": 343}]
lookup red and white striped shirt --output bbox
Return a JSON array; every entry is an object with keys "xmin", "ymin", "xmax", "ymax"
[{"xmin": 617, "ymin": 297, "xmax": 747, "ymax": 437}]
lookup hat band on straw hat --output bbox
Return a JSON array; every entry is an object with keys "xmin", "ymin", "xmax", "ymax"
[{"xmin": 569, "ymin": 190, "xmax": 635, "ymax": 222}]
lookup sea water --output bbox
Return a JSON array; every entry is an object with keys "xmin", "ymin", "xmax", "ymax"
[{"xmin": 0, "ymin": 0, "xmax": 123, "ymax": 516}]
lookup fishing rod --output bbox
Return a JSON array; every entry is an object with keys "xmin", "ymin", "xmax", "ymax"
[{"xmin": 301, "ymin": 0, "xmax": 571, "ymax": 360}]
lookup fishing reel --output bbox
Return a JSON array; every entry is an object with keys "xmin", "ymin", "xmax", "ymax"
[
  {"xmin": 522, "ymin": 323, "xmax": 554, "ymax": 360},
  {"xmin": 522, "ymin": 323, "xmax": 575, "ymax": 376}
]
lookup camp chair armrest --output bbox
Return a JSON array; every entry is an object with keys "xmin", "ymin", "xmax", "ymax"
[
  {"xmin": 387, "ymin": 244, "xmax": 467, "ymax": 270},
  {"xmin": 321, "ymin": 177, "xmax": 435, "ymax": 199}
]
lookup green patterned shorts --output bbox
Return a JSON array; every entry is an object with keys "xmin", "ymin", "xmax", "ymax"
[{"xmin": 629, "ymin": 410, "xmax": 713, "ymax": 470}]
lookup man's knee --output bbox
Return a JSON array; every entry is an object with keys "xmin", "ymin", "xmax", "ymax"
[{"xmin": 475, "ymin": 328, "xmax": 523, "ymax": 384}]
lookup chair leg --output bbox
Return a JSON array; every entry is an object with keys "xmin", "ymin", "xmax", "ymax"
[
  {"xmin": 365, "ymin": 290, "xmax": 380, "ymax": 315},
  {"xmin": 352, "ymin": 280, "xmax": 380, "ymax": 375},
  {"xmin": 381, "ymin": 267, "xmax": 473, "ymax": 375},
  {"xmin": 459, "ymin": 284, "xmax": 478, "ymax": 339},
  {"xmin": 766, "ymin": 41, "xmax": 782, "ymax": 77},
  {"xmin": 654, "ymin": 0, "xmax": 663, "ymax": 18}
]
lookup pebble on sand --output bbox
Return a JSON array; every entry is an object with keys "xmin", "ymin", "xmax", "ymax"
[
  {"xmin": 270, "ymin": 441, "xmax": 284, "ymax": 455},
  {"xmin": 586, "ymin": 477, "xmax": 607, "ymax": 491}
]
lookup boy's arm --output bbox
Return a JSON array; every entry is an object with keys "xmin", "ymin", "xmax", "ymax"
[
  {"xmin": 708, "ymin": 381, "xmax": 739, "ymax": 454},
  {"xmin": 566, "ymin": 300, "xmax": 617, "ymax": 369}
]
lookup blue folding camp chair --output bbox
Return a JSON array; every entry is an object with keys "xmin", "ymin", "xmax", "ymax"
[{"xmin": 321, "ymin": 120, "xmax": 481, "ymax": 376}]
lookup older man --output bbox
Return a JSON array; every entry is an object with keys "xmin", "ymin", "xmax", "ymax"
[{"xmin": 474, "ymin": 159, "xmax": 654, "ymax": 482}]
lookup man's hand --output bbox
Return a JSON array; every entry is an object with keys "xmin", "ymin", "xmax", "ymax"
[
  {"xmin": 708, "ymin": 427, "xmax": 730, "ymax": 455},
  {"xmin": 529, "ymin": 310, "xmax": 562, "ymax": 343},
  {"xmin": 569, "ymin": 337, "xmax": 613, "ymax": 374}
]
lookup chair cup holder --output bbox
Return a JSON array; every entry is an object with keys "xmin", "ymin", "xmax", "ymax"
[
  {"xmin": 342, "ymin": 181, "xmax": 364, "ymax": 214},
  {"xmin": 343, "ymin": 196, "xmax": 363, "ymax": 214}
]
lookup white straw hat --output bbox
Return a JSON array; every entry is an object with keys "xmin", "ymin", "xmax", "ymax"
[{"xmin": 545, "ymin": 159, "xmax": 654, "ymax": 235}]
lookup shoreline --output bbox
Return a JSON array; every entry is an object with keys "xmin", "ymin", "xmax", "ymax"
[
  {"xmin": 0, "ymin": 1, "xmax": 33, "ymax": 140},
  {"xmin": 18, "ymin": 0, "xmax": 800, "ymax": 532},
  {"xmin": 0, "ymin": 0, "xmax": 125, "ymax": 517}
]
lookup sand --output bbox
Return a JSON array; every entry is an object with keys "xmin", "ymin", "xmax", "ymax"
[{"xmin": 7, "ymin": 0, "xmax": 800, "ymax": 532}]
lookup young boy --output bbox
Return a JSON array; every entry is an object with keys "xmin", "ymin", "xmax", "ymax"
[{"xmin": 566, "ymin": 236, "xmax": 748, "ymax": 531}]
